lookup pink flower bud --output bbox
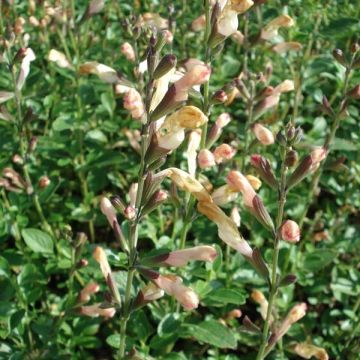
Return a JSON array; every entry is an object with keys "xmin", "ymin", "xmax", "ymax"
[
  {"xmin": 198, "ymin": 149, "xmax": 216, "ymax": 169},
  {"xmin": 163, "ymin": 29, "xmax": 174, "ymax": 43},
  {"xmin": 79, "ymin": 304, "xmax": 115, "ymax": 318},
  {"xmin": 124, "ymin": 206, "xmax": 136, "ymax": 220},
  {"xmin": 281, "ymin": 220, "xmax": 300, "ymax": 243},
  {"xmin": 250, "ymin": 154, "xmax": 277, "ymax": 190},
  {"xmin": 93, "ymin": 246, "xmax": 111, "ymax": 280},
  {"xmin": 100, "ymin": 197, "xmax": 117, "ymax": 228},
  {"xmin": 120, "ymin": 42, "xmax": 135, "ymax": 62},
  {"xmin": 227, "ymin": 170, "xmax": 256, "ymax": 208},
  {"xmin": 213, "ymin": 144, "xmax": 236, "ymax": 163},
  {"xmin": 191, "ymin": 14, "xmax": 206, "ymax": 32},
  {"xmin": 123, "ymin": 89, "xmax": 145, "ymax": 120},
  {"xmin": 38, "ymin": 176, "xmax": 50, "ymax": 189},
  {"xmin": 348, "ymin": 84, "xmax": 360, "ymax": 99},
  {"xmin": 252, "ymin": 123, "xmax": 275, "ymax": 145},
  {"xmin": 254, "ymin": 94, "xmax": 280, "ymax": 117},
  {"xmin": 215, "ymin": 113, "xmax": 231, "ymax": 128},
  {"xmin": 287, "ymin": 302, "xmax": 307, "ymax": 324},
  {"xmin": 227, "ymin": 309, "xmax": 242, "ymax": 319},
  {"xmin": 310, "ymin": 147, "xmax": 327, "ymax": 168},
  {"xmin": 165, "ymin": 246, "xmax": 217, "ymax": 267},
  {"xmin": 152, "ymin": 274, "xmax": 199, "ymax": 310},
  {"xmin": 231, "ymin": 30, "xmax": 245, "ymax": 44},
  {"xmin": 142, "ymin": 283, "xmax": 165, "ymax": 301},
  {"xmin": 175, "ymin": 64, "xmax": 211, "ymax": 92},
  {"xmin": 79, "ymin": 282, "xmax": 100, "ymax": 303}
]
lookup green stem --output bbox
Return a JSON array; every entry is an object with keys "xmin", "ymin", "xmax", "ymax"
[
  {"xmin": 8, "ymin": 51, "xmax": 54, "ymax": 237},
  {"xmin": 298, "ymin": 55, "xmax": 354, "ymax": 228},
  {"xmin": 256, "ymin": 148, "xmax": 288, "ymax": 360},
  {"xmin": 200, "ymin": 0, "xmax": 211, "ymax": 150}
]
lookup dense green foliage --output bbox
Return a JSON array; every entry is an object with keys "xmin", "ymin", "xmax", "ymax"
[{"xmin": 0, "ymin": 1, "xmax": 359, "ymax": 359}]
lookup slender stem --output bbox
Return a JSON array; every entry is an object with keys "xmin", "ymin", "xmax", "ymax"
[
  {"xmin": 200, "ymin": 0, "xmax": 212, "ymax": 150},
  {"xmin": 298, "ymin": 55, "xmax": 354, "ymax": 228},
  {"xmin": 180, "ymin": 0, "xmax": 212, "ymax": 249},
  {"xmin": 118, "ymin": 45, "xmax": 156, "ymax": 358},
  {"xmin": 256, "ymin": 148, "xmax": 288, "ymax": 360},
  {"xmin": 8, "ymin": 51, "xmax": 54, "ymax": 237},
  {"xmin": 241, "ymin": 82, "xmax": 255, "ymax": 171}
]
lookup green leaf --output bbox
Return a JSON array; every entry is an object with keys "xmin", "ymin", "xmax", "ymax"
[
  {"xmin": 186, "ymin": 320, "xmax": 237, "ymax": 349},
  {"xmin": 106, "ymin": 334, "xmax": 120, "ymax": 348},
  {"xmin": 158, "ymin": 313, "xmax": 181, "ymax": 337},
  {"xmin": 0, "ymin": 257, "xmax": 10, "ymax": 278},
  {"xmin": 303, "ymin": 249, "xmax": 337, "ymax": 272},
  {"xmin": 206, "ymin": 288, "xmax": 247, "ymax": 305},
  {"xmin": 21, "ymin": 228, "xmax": 54, "ymax": 256}
]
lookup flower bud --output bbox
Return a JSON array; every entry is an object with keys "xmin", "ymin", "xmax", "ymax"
[
  {"xmin": 272, "ymin": 41, "xmax": 302, "ymax": 54},
  {"xmin": 14, "ymin": 17, "xmax": 26, "ymax": 35},
  {"xmin": 88, "ymin": 0, "xmax": 105, "ymax": 16},
  {"xmin": 254, "ymin": 95, "xmax": 280, "ymax": 118},
  {"xmin": 251, "ymin": 289, "xmax": 269, "ymax": 320},
  {"xmin": 100, "ymin": 197, "xmax": 117, "ymax": 228},
  {"xmin": 281, "ymin": 220, "xmax": 300, "ymax": 243},
  {"xmin": 48, "ymin": 49, "xmax": 72, "ymax": 68},
  {"xmin": 79, "ymin": 62, "xmax": 118, "ymax": 83},
  {"xmin": 250, "ymin": 154, "xmax": 277, "ymax": 190},
  {"xmin": 211, "ymin": 90, "xmax": 228, "ymax": 104},
  {"xmin": 226, "ymin": 309, "xmax": 242, "ymax": 320},
  {"xmin": 124, "ymin": 206, "xmax": 136, "ymax": 220},
  {"xmin": 213, "ymin": 143, "xmax": 236, "ymax": 163},
  {"xmin": 133, "ymin": 283, "xmax": 165, "ymax": 309},
  {"xmin": 79, "ymin": 282, "xmax": 100, "ymax": 303},
  {"xmin": 261, "ymin": 15, "xmax": 294, "ymax": 41},
  {"xmin": 93, "ymin": 247, "xmax": 121, "ymax": 305},
  {"xmin": 140, "ymin": 271, "xmax": 199, "ymax": 311},
  {"xmin": 231, "ymin": 30, "xmax": 244, "ymax": 44},
  {"xmin": 292, "ymin": 342, "xmax": 329, "ymax": 360},
  {"xmin": 285, "ymin": 150, "xmax": 298, "ymax": 167},
  {"xmin": 38, "ymin": 176, "xmax": 50, "ymax": 189},
  {"xmin": 227, "ymin": 172, "xmax": 274, "ymax": 231},
  {"xmin": 198, "ymin": 149, "xmax": 216, "ymax": 169},
  {"xmin": 141, "ymin": 190, "xmax": 168, "ymax": 216},
  {"xmin": 146, "ymin": 245, "xmax": 217, "ymax": 267},
  {"xmin": 288, "ymin": 302, "xmax": 307, "ymax": 324},
  {"xmin": 123, "ymin": 89, "xmax": 145, "ymax": 120},
  {"xmin": 191, "ymin": 14, "xmax": 206, "ymax": 32},
  {"xmin": 269, "ymin": 303, "xmax": 307, "ymax": 347},
  {"xmin": 12, "ymin": 154, "xmax": 23, "ymax": 165},
  {"xmin": 227, "ymin": 170, "xmax": 256, "ymax": 208},
  {"xmin": 215, "ymin": 112, "xmax": 231, "ymax": 128},
  {"xmin": 252, "ymin": 123, "xmax": 275, "ymax": 145},
  {"xmin": 347, "ymin": 84, "xmax": 360, "ymax": 100},
  {"xmin": 332, "ymin": 49, "xmax": 347, "ymax": 67},
  {"xmin": 79, "ymin": 304, "xmax": 116, "ymax": 318},
  {"xmin": 110, "ymin": 195, "xmax": 126, "ymax": 213},
  {"xmin": 120, "ymin": 42, "xmax": 135, "ymax": 62},
  {"xmin": 153, "ymin": 54, "xmax": 177, "ymax": 80}
]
